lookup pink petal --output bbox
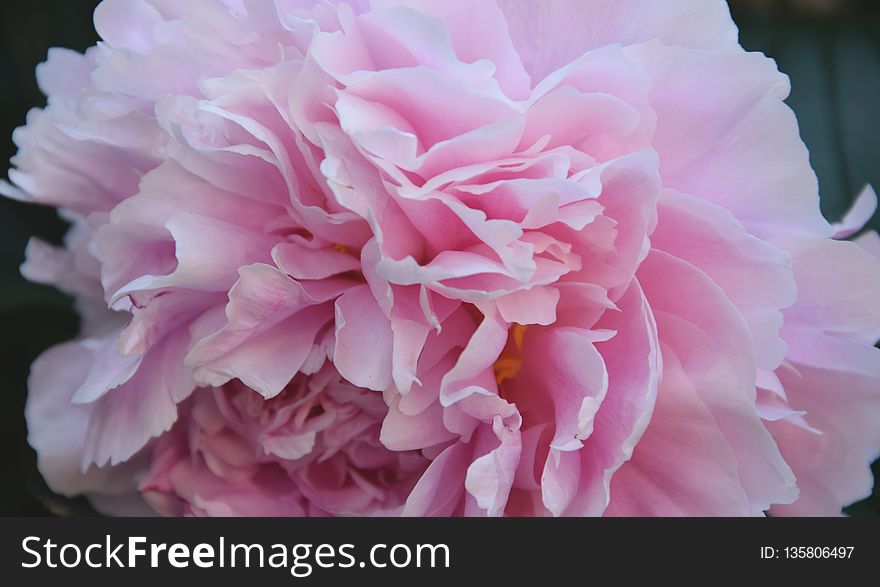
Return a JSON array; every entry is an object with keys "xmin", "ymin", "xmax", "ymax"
[
  {"xmin": 497, "ymin": 0, "xmax": 740, "ymax": 82},
  {"xmin": 779, "ymin": 237, "xmax": 880, "ymax": 334},
  {"xmin": 639, "ymin": 250, "xmax": 797, "ymax": 512},
  {"xmin": 94, "ymin": 0, "xmax": 164, "ymax": 53},
  {"xmin": 272, "ymin": 241, "xmax": 361, "ymax": 280},
  {"xmin": 381, "ymin": 396, "xmax": 456, "ymax": 451},
  {"xmin": 333, "ymin": 284, "xmax": 394, "ymax": 391},
  {"xmin": 84, "ymin": 325, "xmax": 193, "ymax": 467},
  {"xmin": 651, "ymin": 189, "xmax": 796, "ymax": 369},
  {"xmin": 495, "ymin": 286, "xmax": 560, "ymax": 326},
  {"xmin": 549, "ymin": 280, "xmax": 660, "ymax": 516},
  {"xmin": 606, "ymin": 344, "xmax": 753, "ymax": 516},
  {"xmin": 186, "ymin": 264, "xmax": 339, "ymax": 397},
  {"xmin": 465, "ymin": 415, "xmax": 522, "ymax": 517},
  {"xmin": 370, "ymin": 0, "xmax": 532, "ymax": 99},
  {"xmin": 833, "ymin": 185, "xmax": 878, "ymax": 239},
  {"xmin": 402, "ymin": 443, "xmax": 470, "ymax": 516},
  {"xmin": 26, "ymin": 342, "xmax": 147, "ymax": 498},
  {"xmin": 631, "ymin": 43, "xmax": 830, "ymax": 239}
]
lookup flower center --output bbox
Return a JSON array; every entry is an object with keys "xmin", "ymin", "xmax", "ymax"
[{"xmin": 493, "ymin": 323, "xmax": 528, "ymax": 386}]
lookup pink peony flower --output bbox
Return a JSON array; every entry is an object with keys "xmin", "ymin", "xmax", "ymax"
[{"xmin": 5, "ymin": 0, "xmax": 880, "ymax": 516}]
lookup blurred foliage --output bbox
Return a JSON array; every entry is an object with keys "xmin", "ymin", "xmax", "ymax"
[{"xmin": 0, "ymin": 0, "xmax": 877, "ymax": 516}]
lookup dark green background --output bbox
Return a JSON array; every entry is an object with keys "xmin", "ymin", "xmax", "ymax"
[{"xmin": 0, "ymin": 1, "xmax": 877, "ymax": 516}]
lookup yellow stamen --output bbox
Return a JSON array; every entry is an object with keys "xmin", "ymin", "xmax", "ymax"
[
  {"xmin": 492, "ymin": 323, "xmax": 529, "ymax": 385},
  {"xmin": 512, "ymin": 323, "xmax": 528, "ymax": 350},
  {"xmin": 493, "ymin": 357, "xmax": 523, "ymax": 386},
  {"xmin": 333, "ymin": 243, "xmax": 349, "ymax": 254}
]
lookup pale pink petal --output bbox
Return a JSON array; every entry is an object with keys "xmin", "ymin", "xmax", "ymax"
[
  {"xmin": 832, "ymin": 185, "xmax": 877, "ymax": 239},
  {"xmin": 497, "ymin": 0, "xmax": 740, "ymax": 82},
  {"xmin": 272, "ymin": 241, "xmax": 361, "ymax": 280},
  {"xmin": 370, "ymin": 0, "xmax": 532, "ymax": 99},
  {"xmin": 495, "ymin": 286, "xmax": 560, "ymax": 326},
  {"xmin": 855, "ymin": 230, "xmax": 880, "ymax": 258},
  {"xmin": 630, "ymin": 43, "xmax": 831, "ymax": 239},
  {"xmin": 94, "ymin": 0, "xmax": 164, "ymax": 52},
  {"xmin": 402, "ymin": 443, "xmax": 470, "ymax": 517},
  {"xmin": 605, "ymin": 344, "xmax": 754, "ymax": 516},
  {"xmin": 780, "ymin": 237, "xmax": 880, "ymax": 334},
  {"xmin": 333, "ymin": 284, "xmax": 394, "ymax": 391},
  {"xmin": 465, "ymin": 415, "xmax": 522, "ymax": 516},
  {"xmin": 439, "ymin": 309, "xmax": 508, "ymax": 407},
  {"xmin": 651, "ymin": 189, "xmax": 796, "ymax": 369},
  {"xmin": 549, "ymin": 280, "xmax": 660, "ymax": 516},
  {"xmin": 381, "ymin": 397, "xmax": 456, "ymax": 451},
  {"xmin": 84, "ymin": 324, "xmax": 193, "ymax": 467},
  {"xmin": 26, "ymin": 342, "xmax": 147, "ymax": 498},
  {"xmin": 71, "ymin": 334, "xmax": 142, "ymax": 404},
  {"xmin": 186, "ymin": 264, "xmax": 339, "ymax": 397},
  {"xmin": 639, "ymin": 250, "xmax": 797, "ymax": 512}
]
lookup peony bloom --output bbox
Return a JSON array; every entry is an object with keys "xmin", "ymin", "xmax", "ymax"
[{"xmin": 4, "ymin": 0, "xmax": 880, "ymax": 516}]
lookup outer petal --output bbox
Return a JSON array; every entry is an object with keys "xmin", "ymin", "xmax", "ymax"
[
  {"xmin": 832, "ymin": 185, "xmax": 877, "ymax": 239},
  {"xmin": 638, "ymin": 251, "xmax": 797, "ymax": 513},
  {"xmin": 779, "ymin": 237, "xmax": 880, "ymax": 335},
  {"xmin": 605, "ymin": 344, "xmax": 753, "ymax": 516},
  {"xmin": 769, "ymin": 368, "xmax": 879, "ymax": 518},
  {"xmin": 26, "ymin": 342, "xmax": 148, "ymax": 500},
  {"xmin": 497, "ymin": 0, "xmax": 740, "ymax": 82},
  {"xmin": 629, "ymin": 43, "xmax": 831, "ymax": 240},
  {"xmin": 651, "ymin": 189, "xmax": 796, "ymax": 369},
  {"xmin": 83, "ymin": 325, "xmax": 193, "ymax": 467}
]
